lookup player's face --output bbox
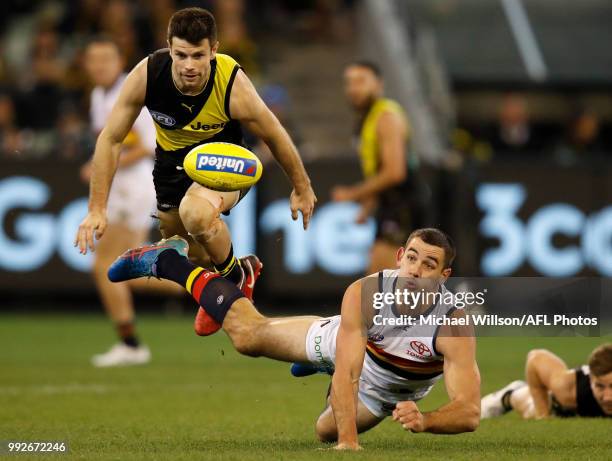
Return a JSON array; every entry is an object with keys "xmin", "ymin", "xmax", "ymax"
[
  {"xmin": 169, "ymin": 37, "xmax": 218, "ymax": 93},
  {"xmin": 396, "ymin": 237, "xmax": 451, "ymax": 287},
  {"xmin": 590, "ymin": 372, "xmax": 612, "ymax": 415},
  {"xmin": 84, "ymin": 43, "xmax": 123, "ymax": 88},
  {"xmin": 343, "ymin": 65, "xmax": 382, "ymax": 110}
]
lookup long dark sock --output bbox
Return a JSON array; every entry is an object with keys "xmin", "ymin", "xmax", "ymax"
[
  {"xmin": 116, "ymin": 322, "xmax": 139, "ymax": 348},
  {"xmin": 213, "ymin": 245, "xmax": 243, "ymax": 285},
  {"xmin": 155, "ymin": 249, "xmax": 245, "ymax": 324}
]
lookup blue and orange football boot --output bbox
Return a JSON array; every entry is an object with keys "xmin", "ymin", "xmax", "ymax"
[{"xmin": 107, "ymin": 236, "xmax": 189, "ymax": 282}]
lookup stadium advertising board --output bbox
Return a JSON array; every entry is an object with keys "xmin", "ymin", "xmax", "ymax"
[{"xmin": 1, "ymin": 159, "xmax": 611, "ymax": 295}]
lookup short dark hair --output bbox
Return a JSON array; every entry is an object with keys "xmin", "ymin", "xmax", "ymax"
[
  {"xmin": 167, "ymin": 7, "xmax": 217, "ymax": 46},
  {"xmin": 347, "ymin": 60, "xmax": 382, "ymax": 78},
  {"xmin": 588, "ymin": 343, "xmax": 612, "ymax": 377},
  {"xmin": 405, "ymin": 228, "xmax": 456, "ymax": 269}
]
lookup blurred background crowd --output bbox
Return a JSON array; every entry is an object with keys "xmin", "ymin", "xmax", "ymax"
[
  {"xmin": 0, "ymin": 0, "xmax": 355, "ymax": 161},
  {"xmin": 1, "ymin": 0, "xmax": 610, "ymax": 164}
]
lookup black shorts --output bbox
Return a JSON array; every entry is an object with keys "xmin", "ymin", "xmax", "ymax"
[
  {"xmin": 153, "ymin": 151, "xmax": 249, "ymax": 215},
  {"xmin": 375, "ymin": 178, "xmax": 429, "ymax": 246}
]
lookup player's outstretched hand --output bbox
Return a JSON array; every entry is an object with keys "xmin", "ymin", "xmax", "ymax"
[
  {"xmin": 290, "ymin": 185, "xmax": 317, "ymax": 230},
  {"xmin": 75, "ymin": 210, "xmax": 107, "ymax": 255},
  {"xmin": 393, "ymin": 401, "xmax": 426, "ymax": 433}
]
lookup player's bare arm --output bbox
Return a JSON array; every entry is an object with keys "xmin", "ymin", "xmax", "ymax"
[
  {"xmin": 229, "ymin": 69, "xmax": 317, "ymax": 229},
  {"xmin": 525, "ymin": 349, "xmax": 576, "ymax": 418},
  {"xmin": 394, "ymin": 325, "xmax": 480, "ymax": 433},
  {"xmin": 330, "ymin": 280, "xmax": 367, "ymax": 450},
  {"xmin": 333, "ymin": 111, "xmax": 407, "ymax": 202},
  {"xmin": 75, "ymin": 58, "xmax": 148, "ymax": 254}
]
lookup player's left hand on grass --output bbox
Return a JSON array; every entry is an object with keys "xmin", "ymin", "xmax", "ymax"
[
  {"xmin": 318, "ymin": 442, "xmax": 362, "ymax": 451},
  {"xmin": 74, "ymin": 210, "xmax": 107, "ymax": 255},
  {"xmin": 290, "ymin": 185, "xmax": 317, "ymax": 230},
  {"xmin": 393, "ymin": 401, "xmax": 426, "ymax": 433}
]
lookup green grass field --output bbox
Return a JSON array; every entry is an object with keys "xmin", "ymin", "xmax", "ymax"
[{"xmin": 1, "ymin": 314, "xmax": 610, "ymax": 460}]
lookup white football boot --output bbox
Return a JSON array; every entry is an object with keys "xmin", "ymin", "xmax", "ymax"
[
  {"xmin": 91, "ymin": 343, "xmax": 151, "ymax": 367},
  {"xmin": 481, "ymin": 380, "xmax": 527, "ymax": 419}
]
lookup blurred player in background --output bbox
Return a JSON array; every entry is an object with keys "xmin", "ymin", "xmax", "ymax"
[
  {"xmin": 332, "ymin": 61, "xmax": 427, "ymax": 275},
  {"xmin": 481, "ymin": 344, "xmax": 612, "ymax": 419},
  {"xmin": 82, "ymin": 37, "xmax": 158, "ymax": 367},
  {"xmin": 75, "ymin": 8, "xmax": 316, "ymax": 337},
  {"xmin": 107, "ymin": 227, "xmax": 480, "ymax": 450}
]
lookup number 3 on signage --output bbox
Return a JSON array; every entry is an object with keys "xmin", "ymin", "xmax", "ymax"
[{"xmin": 477, "ymin": 183, "xmax": 526, "ymax": 276}]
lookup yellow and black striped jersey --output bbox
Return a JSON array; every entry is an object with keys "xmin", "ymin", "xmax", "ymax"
[
  {"xmin": 144, "ymin": 49, "xmax": 243, "ymax": 156},
  {"xmin": 358, "ymin": 97, "xmax": 409, "ymax": 178}
]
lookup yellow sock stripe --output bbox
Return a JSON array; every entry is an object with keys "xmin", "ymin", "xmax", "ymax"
[
  {"xmin": 217, "ymin": 256, "xmax": 237, "ymax": 277},
  {"xmin": 185, "ymin": 267, "xmax": 205, "ymax": 294}
]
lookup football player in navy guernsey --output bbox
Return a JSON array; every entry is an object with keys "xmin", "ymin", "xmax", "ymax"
[
  {"xmin": 482, "ymin": 344, "xmax": 612, "ymax": 419},
  {"xmin": 75, "ymin": 7, "xmax": 316, "ymax": 335},
  {"xmin": 107, "ymin": 227, "xmax": 481, "ymax": 450}
]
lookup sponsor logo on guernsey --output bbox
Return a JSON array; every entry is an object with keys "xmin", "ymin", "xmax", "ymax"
[
  {"xmin": 190, "ymin": 121, "xmax": 227, "ymax": 131},
  {"xmin": 150, "ymin": 110, "xmax": 176, "ymax": 127},
  {"xmin": 196, "ymin": 154, "xmax": 257, "ymax": 176},
  {"xmin": 368, "ymin": 333, "xmax": 384, "ymax": 342},
  {"xmin": 408, "ymin": 340, "xmax": 432, "ymax": 358},
  {"xmin": 313, "ymin": 335, "xmax": 334, "ymax": 371}
]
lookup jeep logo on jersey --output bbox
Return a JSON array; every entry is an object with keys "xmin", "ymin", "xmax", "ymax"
[
  {"xmin": 409, "ymin": 340, "xmax": 432, "ymax": 358},
  {"xmin": 190, "ymin": 121, "xmax": 227, "ymax": 131},
  {"xmin": 150, "ymin": 111, "xmax": 176, "ymax": 127},
  {"xmin": 196, "ymin": 154, "xmax": 257, "ymax": 176}
]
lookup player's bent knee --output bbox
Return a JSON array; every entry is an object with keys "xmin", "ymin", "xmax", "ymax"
[
  {"xmin": 527, "ymin": 348, "xmax": 551, "ymax": 364},
  {"xmin": 464, "ymin": 407, "xmax": 481, "ymax": 432},
  {"xmin": 315, "ymin": 410, "xmax": 337, "ymax": 443},
  {"xmin": 178, "ymin": 195, "xmax": 218, "ymax": 236},
  {"xmin": 315, "ymin": 419, "xmax": 337, "ymax": 443},
  {"xmin": 225, "ymin": 315, "xmax": 265, "ymax": 357},
  {"xmin": 229, "ymin": 324, "xmax": 264, "ymax": 357}
]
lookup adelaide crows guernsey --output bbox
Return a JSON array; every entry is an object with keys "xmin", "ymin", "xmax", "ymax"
[
  {"xmin": 144, "ymin": 50, "xmax": 244, "ymax": 209},
  {"xmin": 362, "ymin": 269, "xmax": 457, "ymax": 400}
]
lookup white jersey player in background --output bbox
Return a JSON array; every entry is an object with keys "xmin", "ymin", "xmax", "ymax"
[{"xmin": 81, "ymin": 37, "xmax": 180, "ymax": 367}]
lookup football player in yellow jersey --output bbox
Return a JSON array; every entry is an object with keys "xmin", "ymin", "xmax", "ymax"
[
  {"xmin": 75, "ymin": 8, "xmax": 316, "ymax": 335},
  {"xmin": 333, "ymin": 61, "xmax": 425, "ymax": 275}
]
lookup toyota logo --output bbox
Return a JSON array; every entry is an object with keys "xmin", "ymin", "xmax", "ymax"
[{"xmin": 409, "ymin": 341, "xmax": 432, "ymax": 357}]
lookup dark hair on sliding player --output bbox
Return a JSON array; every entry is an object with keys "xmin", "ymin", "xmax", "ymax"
[
  {"xmin": 167, "ymin": 7, "xmax": 217, "ymax": 46},
  {"xmin": 347, "ymin": 60, "xmax": 382, "ymax": 78},
  {"xmin": 405, "ymin": 228, "xmax": 456, "ymax": 269},
  {"xmin": 588, "ymin": 343, "xmax": 612, "ymax": 377}
]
